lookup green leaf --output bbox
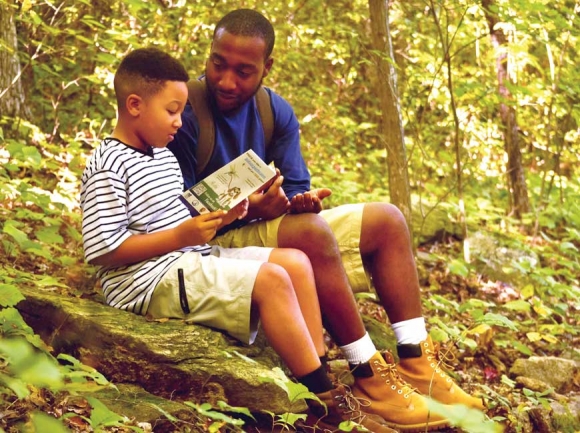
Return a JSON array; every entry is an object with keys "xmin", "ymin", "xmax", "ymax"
[
  {"xmin": 0, "ymin": 338, "xmax": 63, "ymax": 389},
  {"xmin": 36, "ymin": 226, "xmax": 65, "ymax": 244},
  {"xmin": 474, "ymin": 313, "xmax": 518, "ymax": 331},
  {"xmin": 276, "ymin": 412, "xmax": 307, "ymax": 428},
  {"xmin": 2, "ymin": 221, "xmax": 29, "ymax": 246},
  {"xmin": 0, "ymin": 371, "xmax": 30, "ymax": 399},
  {"xmin": 185, "ymin": 402, "xmax": 245, "ymax": 426},
  {"xmin": 259, "ymin": 367, "xmax": 316, "ymax": 403},
  {"xmin": 30, "ymin": 411, "xmax": 70, "ymax": 433},
  {"xmin": 559, "ymin": 241, "xmax": 578, "ymax": 252},
  {"xmin": 85, "ymin": 396, "xmax": 125, "ymax": 427},
  {"xmin": 502, "ymin": 300, "xmax": 531, "ymax": 312},
  {"xmin": 58, "ymin": 353, "xmax": 112, "ymax": 386},
  {"xmin": 513, "ymin": 341, "xmax": 533, "ymax": 356},
  {"xmin": 448, "ymin": 259, "xmax": 469, "ymax": 277},
  {"xmin": 216, "ymin": 400, "xmax": 255, "ymax": 420},
  {"xmin": 426, "ymin": 399, "xmax": 501, "ymax": 432},
  {"xmin": 0, "ymin": 283, "xmax": 25, "ymax": 307}
]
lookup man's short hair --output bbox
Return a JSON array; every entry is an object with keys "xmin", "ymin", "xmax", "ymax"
[
  {"xmin": 114, "ymin": 47, "xmax": 189, "ymax": 106},
  {"xmin": 214, "ymin": 9, "xmax": 275, "ymax": 59}
]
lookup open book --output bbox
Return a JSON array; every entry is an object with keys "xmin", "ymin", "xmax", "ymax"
[{"xmin": 180, "ymin": 149, "xmax": 276, "ymax": 215}]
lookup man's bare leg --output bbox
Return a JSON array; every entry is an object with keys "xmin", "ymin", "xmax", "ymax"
[
  {"xmin": 277, "ymin": 213, "xmax": 366, "ymax": 346},
  {"xmin": 359, "ymin": 203, "xmax": 423, "ymax": 323}
]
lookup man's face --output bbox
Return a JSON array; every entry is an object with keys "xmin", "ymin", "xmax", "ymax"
[
  {"xmin": 205, "ymin": 29, "xmax": 273, "ymax": 113},
  {"xmin": 138, "ymin": 81, "xmax": 188, "ymax": 149}
]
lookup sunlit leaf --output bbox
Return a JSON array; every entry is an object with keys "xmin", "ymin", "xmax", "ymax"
[
  {"xmin": 185, "ymin": 401, "xmax": 245, "ymax": 426},
  {"xmin": 85, "ymin": 396, "xmax": 126, "ymax": 427},
  {"xmin": 474, "ymin": 313, "xmax": 518, "ymax": 331},
  {"xmin": 502, "ymin": 300, "xmax": 531, "ymax": 312},
  {"xmin": 216, "ymin": 400, "xmax": 255, "ymax": 420},
  {"xmin": 426, "ymin": 399, "xmax": 501, "ymax": 432},
  {"xmin": 36, "ymin": 226, "xmax": 65, "ymax": 244},
  {"xmin": 30, "ymin": 411, "xmax": 70, "ymax": 433},
  {"xmin": 526, "ymin": 332, "xmax": 542, "ymax": 342},
  {"xmin": 448, "ymin": 259, "xmax": 469, "ymax": 277},
  {"xmin": 3, "ymin": 222, "xmax": 29, "ymax": 246},
  {"xmin": 0, "ymin": 284, "xmax": 25, "ymax": 307},
  {"xmin": 0, "ymin": 338, "xmax": 63, "ymax": 389}
]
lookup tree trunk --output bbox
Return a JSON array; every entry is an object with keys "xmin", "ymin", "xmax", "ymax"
[
  {"xmin": 0, "ymin": 3, "xmax": 30, "ymax": 120},
  {"xmin": 482, "ymin": 0, "xmax": 530, "ymax": 219},
  {"xmin": 368, "ymin": 0, "xmax": 412, "ymax": 233}
]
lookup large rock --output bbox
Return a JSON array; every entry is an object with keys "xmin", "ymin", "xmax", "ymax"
[
  {"xmin": 16, "ymin": 286, "xmax": 303, "ymax": 415},
  {"xmin": 469, "ymin": 231, "xmax": 539, "ymax": 288},
  {"xmin": 509, "ymin": 356, "xmax": 580, "ymax": 394}
]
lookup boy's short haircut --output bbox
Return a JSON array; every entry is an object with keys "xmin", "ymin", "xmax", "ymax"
[
  {"xmin": 214, "ymin": 9, "xmax": 275, "ymax": 59},
  {"xmin": 114, "ymin": 47, "xmax": 189, "ymax": 106}
]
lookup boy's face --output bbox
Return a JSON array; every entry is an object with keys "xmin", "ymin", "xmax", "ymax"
[
  {"xmin": 205, "ymin": 29, "xmax": 273, "ymax": 113},
  {"xmin": 137, "ymin": 81, "xmax": 188, "ymax": 149}
]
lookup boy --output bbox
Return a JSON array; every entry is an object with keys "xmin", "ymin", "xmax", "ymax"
[{"xmin": 79, "ymin": 47, "xmax": 395, "ymax": 433}]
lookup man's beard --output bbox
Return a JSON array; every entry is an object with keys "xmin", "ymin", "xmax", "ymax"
[{"xmin": 206, "ymin": 72, "xmax": 263, "ymax": 114}]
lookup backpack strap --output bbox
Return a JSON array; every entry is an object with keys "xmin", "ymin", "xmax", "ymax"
[
  {"xmin": 186, "ymin": 79, "xmax": 214, "ymax": 177},
  {"xmin": 255, "ymin": 86, "xmax": 274, "ymax": 150},
  {"xmin": 187, "ymin": 78, "xmax": 274, "ymax": 177}
]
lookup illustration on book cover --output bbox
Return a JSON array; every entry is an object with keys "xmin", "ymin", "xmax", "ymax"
[{"xmin": 180, "ymin": 150, "xmax": 275, "ymax": 215}]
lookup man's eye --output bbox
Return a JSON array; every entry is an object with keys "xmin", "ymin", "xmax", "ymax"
[{"xmin": 237, "ymin": 70, "xmax": 250, "ymax": 78}]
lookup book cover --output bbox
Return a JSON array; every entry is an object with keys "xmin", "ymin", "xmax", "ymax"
[{"xmin": 180, "ymin": 149, "xmax": 276, "ymax": 215}]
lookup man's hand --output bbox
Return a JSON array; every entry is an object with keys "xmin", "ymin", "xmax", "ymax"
[
  {"xmin": 245, "ymin": 169, "xmax": 290, "ymax": 220},
  {"xmin": 289, "ymin": 188, "xmax": 332, "ymax": 214},
  {"xmin": 219, "ymin": 199, "xmax": 249, "ymax": 227}
]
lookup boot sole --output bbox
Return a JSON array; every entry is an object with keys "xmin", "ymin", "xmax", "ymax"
[{"xmin": 385, "ymin": 419, "xmax": 451, "ymax": 432}]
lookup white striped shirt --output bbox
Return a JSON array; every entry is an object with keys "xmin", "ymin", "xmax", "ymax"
[{"xmin": 80, "ymin": 138, "xmax": 210, "ymax": 314}]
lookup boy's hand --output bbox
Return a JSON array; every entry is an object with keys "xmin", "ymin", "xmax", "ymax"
[
  {"xmin": 289, "ymin": 188, "xmax": 332, "ymax": 214},
  {"xmin": 178, "ymin": 210, "xmax": 226, "ymax": 245}
]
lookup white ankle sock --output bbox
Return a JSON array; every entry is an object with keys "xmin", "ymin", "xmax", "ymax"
[
  {"xmin": 391, "ymin": 317, "xmax": 428, "ymax": 345},
  {"xmin": 339, "ymin": 332, "xmax": 377, "ymax": 364}
]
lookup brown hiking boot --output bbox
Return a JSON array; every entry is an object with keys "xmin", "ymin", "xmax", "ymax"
[
  {"xmin": 300, "ymin": 384, "xmax": 398, "ymax": 432},
  {"xmin": 350, "ymin": 351, "xmax": 450, "ymax": 432},
  {"xmin": 396, "ymin": 336, "xmax": 485, "ymax": 410}
]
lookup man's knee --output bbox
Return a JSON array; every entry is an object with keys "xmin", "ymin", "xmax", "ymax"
[
  {"xmin": 363, "ymin": 202, "xmax": 408, "ymax": 234},
  {"xmin": 278, "ymin": 213, "xmax": 336, "ymax": 247}
]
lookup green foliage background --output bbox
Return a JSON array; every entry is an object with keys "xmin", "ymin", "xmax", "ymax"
[{"xmin": 1, "ymin": 0, "xmax": 579, "ymax": 431}]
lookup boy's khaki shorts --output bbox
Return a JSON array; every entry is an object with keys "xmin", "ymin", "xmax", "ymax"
[
  {"xmin": 210, "ymin": 203, "xmax": 371, "ymax": 293},
  {"xmin": 148, "ymin": 246, "xmax": 272, "ymax": 344}
]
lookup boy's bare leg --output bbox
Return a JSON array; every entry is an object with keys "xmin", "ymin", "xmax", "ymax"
[
  {"xmin": 251, "ymin": 261, "xmax": 320, "ymax": 376},
  {"xmin": 359, "ymin": 203, "xmax": 423, "ymax": 322},
  {"xmin": 277, "ymin": 214, "xmax": 366, "ymax": 346},
  {"xmin": 268, "ymin": 248, "xmax": 326, "ymax": 357}
]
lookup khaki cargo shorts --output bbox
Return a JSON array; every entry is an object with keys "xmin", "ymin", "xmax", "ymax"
[
  {"xmin": 148, "ymin": 246, "xmax": 272, "ymax": 344},
  {"xmin": 210, "ymin": 203, "xmax": 371, "ymax": 293}
]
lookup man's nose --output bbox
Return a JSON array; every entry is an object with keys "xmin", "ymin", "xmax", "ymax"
[{"xmin": 218, "ymin": 71, "xmax": 236, "ymax": 91}]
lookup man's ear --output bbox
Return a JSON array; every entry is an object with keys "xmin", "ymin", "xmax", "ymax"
[
  {"xmin": 126, "ymin": 94, "xmax": 142, "ymax": 116},
  {"xmin": 263, "ymin": 57, "xmax": 274, "ymax": 78}
]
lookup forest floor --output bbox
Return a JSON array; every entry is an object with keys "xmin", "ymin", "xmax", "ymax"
[{"xmin": 3, "ymin": 235, "xmax": 579, "ymax": 433}]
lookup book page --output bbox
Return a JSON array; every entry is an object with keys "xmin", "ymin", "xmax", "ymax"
[{"xmin": 180, "ymin": 150, "xmax": 276, "ymax": 215}]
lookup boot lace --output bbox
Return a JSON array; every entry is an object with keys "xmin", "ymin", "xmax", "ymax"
[
  {"xmin": 306, "ymin": 385, "xmax": 372, "ymax": 433},
  {"xmin": 425, "ymin": 341, "xmax": 454, "ymax": 383},
  {"xmin": 374, "ymin": 358, "xmax": 415, "ymax": 398}
]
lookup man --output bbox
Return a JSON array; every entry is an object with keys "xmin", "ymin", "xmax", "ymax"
[{"xmin": 169, "ymin": 8, "xmax": 484, "ymax": 431}]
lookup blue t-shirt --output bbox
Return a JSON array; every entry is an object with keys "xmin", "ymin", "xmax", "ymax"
[{"xmin": 168, "ymin": 87, "xmax": 311, "ymax": 200}]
